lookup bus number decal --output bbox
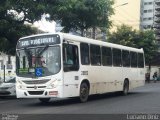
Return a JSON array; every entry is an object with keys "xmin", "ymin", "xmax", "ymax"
[{"xmin": 81, "ymin": 71, "xmax": 88, "ymax": 75}]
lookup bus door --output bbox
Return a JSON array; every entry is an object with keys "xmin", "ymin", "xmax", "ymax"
[{"xmin": 63, "ymin": 43, "xmax": 80, "ymax": 97}]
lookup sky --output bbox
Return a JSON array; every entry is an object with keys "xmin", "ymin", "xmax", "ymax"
[{"xmin": 33, "ymin": 15, "xmax": 56, "ymax": 33}]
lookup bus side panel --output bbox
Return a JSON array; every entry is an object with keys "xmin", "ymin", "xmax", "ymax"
[
  {"xmin": 86, "ymin": 66, "xmax": 108, "ymax": 94},
  {"xmin": 123, "ymin": 67, "xmax": 145, "ymax": 90},
  {"xmin": 108, "ymin": 67, "xmax": 124, "ymax": 92},
  {"xmin": 136, "ymin": 68, "xmax": 145, "ymax": 88},
  {"xmin": 86, "ymin": 66, "xmax": 124, "ymax": 95},
  {"xmin": 63, "ymin": 71, "xmax": 80, "ymax": 97}
]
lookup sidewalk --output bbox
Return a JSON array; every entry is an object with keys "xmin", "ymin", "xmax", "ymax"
[{"xmin": 145, "ymin": 80, "xmax": 160, "ymax": 83}]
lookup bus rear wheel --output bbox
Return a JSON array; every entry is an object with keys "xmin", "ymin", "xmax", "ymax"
[
  {"xmin": 122, "ymin": 80, "xmax": 129, "ymax": 95},
  {"xmin": 39, "ymin": 98, "xmax": 50, "ymax": 103},
  {"xmin": 79, "ymin": 82, "xmax": 89, "ymax": 103}
]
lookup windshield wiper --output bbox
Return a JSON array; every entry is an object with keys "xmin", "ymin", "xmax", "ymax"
[
  {"xmin": 37, "ymin": 45, "xmax": 49, "ymax": 57},
  {"xmin": 33, "ymin": 45, "xmax": 49, "ymax": 68}
]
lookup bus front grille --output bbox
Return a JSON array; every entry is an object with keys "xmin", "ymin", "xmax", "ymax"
[
  {"xmin": 27, "ymin": 86, "xmax": 46, "ymax": 89},
  {"xmin": 28, "ymin": 91, "xmax": 44, "ymax": 95},
  {"xmin": 23, "ymin": 79, "xmax": 50, "ymax": 84}
]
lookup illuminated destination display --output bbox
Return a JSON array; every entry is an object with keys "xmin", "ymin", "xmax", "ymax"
[{"xmin": 17, "ymin": 35, "xmax": 60, "ymax": 48}]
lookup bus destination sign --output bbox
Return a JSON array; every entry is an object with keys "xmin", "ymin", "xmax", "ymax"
[{"xmin": 17, "ymin": 35, "xmax": 60, "ymax": 48}]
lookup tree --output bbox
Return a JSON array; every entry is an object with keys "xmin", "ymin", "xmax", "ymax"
[
  {"xmin": 136, "ymin": 30, "xmax": 158, "ymax": 65},
  {"xmin": 0, "ymin": 0, "xmax": 114, "ymax": 54},
  {"xmin": 0, "ymin": 0, "xmax": 46, "ymax": 55},
  {"xmin": 108, "ymin": 25, "xmax": 137, "ymax": 47},
  {"xmin": 7, "ymin": 0, "xmax": 46, "ymax": 24},
  {"xmin": 47, "ymin": 0, "xmax": 114, "ymax": 36},
  {"xmin": 108, "ymin": 24, "xmax": 158, "ymax": 65},
  {"xmin": 0, "ymin": 22, "xmax": 41, "ymax": 55}
]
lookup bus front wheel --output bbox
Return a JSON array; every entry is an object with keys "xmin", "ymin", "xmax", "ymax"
[
  {"xmin": 79, "ymin": 82, "xmax": 89, "ymax": 103},
  {"xmin": 39, "ymin": 98, "xmax": 50, "ymax": 103}
]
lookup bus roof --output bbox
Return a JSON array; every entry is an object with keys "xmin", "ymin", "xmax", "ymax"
[
  {"xmin": 61, "ymin": 33, "xmax": 144, "ymax": 53},
  {"xmin": 19, "ymin": 33, "xmax": 55, "ymax": 40},
  {"xmin": 19, "ymin": 32, "xmax": 144, "ymax": 53}
]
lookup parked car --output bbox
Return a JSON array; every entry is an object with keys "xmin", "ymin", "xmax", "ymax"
[
  {"xmin": 0, "ymin": 77, "xmax": 16, "ymax": 96},
  {"xmin": 0, "ymin": 77, "xmax": 3, "ymax": 84}
]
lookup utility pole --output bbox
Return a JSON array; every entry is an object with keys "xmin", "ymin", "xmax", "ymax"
[{"xmin": 3, "ymin": 65, "xmax": 5, "ymax": 83}]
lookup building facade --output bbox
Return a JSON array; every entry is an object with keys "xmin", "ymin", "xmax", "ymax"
[
  {"xmin": 140, "ymin": 0, "xmax": 154, "ymax": 30},
  {"xmin": 140, "ymin": 0, "xmax": 160, "ymax": 45},
  {"xmin": 154, "ymin": 0, "xmax": 160, "ymax": 44}
]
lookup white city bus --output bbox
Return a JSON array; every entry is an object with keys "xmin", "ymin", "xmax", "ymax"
[{"xmin": 16, "ymin": 33, "xmax": 145, "ymax": 103}]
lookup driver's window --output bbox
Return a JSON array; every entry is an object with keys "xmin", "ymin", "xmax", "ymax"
[{"xmin": 63, "ymin": 43, "xmax": 79, "ymax": 72}]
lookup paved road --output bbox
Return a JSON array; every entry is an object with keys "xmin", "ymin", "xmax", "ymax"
[{"xmin": 0, "ymin": 82, "xmax": 160, "ymax": 114}]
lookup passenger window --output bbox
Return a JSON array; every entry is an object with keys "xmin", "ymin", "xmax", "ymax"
[
  {"xmin": 102, "ymin": 47, "xmax": 112, "ymax": 66},
  {"xmin": 122, "ymin": 50, "xmax": 130, "ymax": 67},
  {"xmin": 138, "ymin": 53, "xmax": 144, "ymax": 68},
  {"xmin": 63, "ymin": 43, "xmax": 79, "ymax": 72},
  {"xmin": 90, "ymin": 44, "xmax": 101, "ymax": 66},
  {"xmin": 130, "ymin": 52, "xmax": 137, "ymax": 67},
  {"xmin": 80, "ymin": 43, "xmax": 90, "ymax": 65},
  {"xmin": 113, "ymin": 48, "xmax": 122, "ymax": 67}
]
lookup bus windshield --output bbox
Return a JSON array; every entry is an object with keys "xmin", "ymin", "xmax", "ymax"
[{"xmin": 16, "ymin": 46, "xmax": 61, "ymax": 78}]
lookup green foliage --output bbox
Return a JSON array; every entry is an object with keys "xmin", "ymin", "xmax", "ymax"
[
  {"xmin": 108, "ymin": 25, "xmax": 137, "ymax": 47},
  {"xmin": 9, "ymin": 0, "xmax": 46, "ymax": 23},
  {"xmin": 108, "ymin": 24, "xmax": 158, "ymax": 64},
  {"xmin": 0, "ymin": 21, "xmax": 39, "ymax": 55},
  {"xmin": 137, "ymin": 30, "xmax": 158, "ymax": 64},
  {"xmin": 47, "ymin": 0, "xmax": 114, "ymax": 35},
  {"xmin": 0, "ymin": 0, "xmax": 44, "ymax": 55},
  {"xmin": 0, "ymin": 0, "xmax": 114, "ymax": 54}
]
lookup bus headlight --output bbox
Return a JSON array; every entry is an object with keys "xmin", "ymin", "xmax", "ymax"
[
  {"xmin": 47, "ymin": 84, "xmax": 55, "ymax": 89},
  {"xmin": 47, "ymin": 82, "xmax": 55, "ymax": 89},
  {"xmin": 16, "ymin": 80, "xmax": 25, "ymax": 89},
  {"xmin": 46, "ymin": 80, "xmax": 57, "ymax": 89}
]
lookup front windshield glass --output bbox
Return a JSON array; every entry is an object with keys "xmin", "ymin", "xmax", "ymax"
[{"xmin": 16, "ymin": 46, "xmax": 61, "ymax": 77}]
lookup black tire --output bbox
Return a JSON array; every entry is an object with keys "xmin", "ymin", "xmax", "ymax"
[
  {"xmin": 79, "ymin": 82, "xmax": 89, "ymax": 103},
  {"xmin": 39, "ymin": 98, "xmax": 50, "ymax": 103},
  {"xmin": 122, "ymin": 80, "xmax": 129, "ymax": 96}
]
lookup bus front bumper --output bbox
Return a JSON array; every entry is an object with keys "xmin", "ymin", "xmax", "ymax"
[{"xmin": 16, "ymin": 88, "xmax": 60, "ymax": 98}]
